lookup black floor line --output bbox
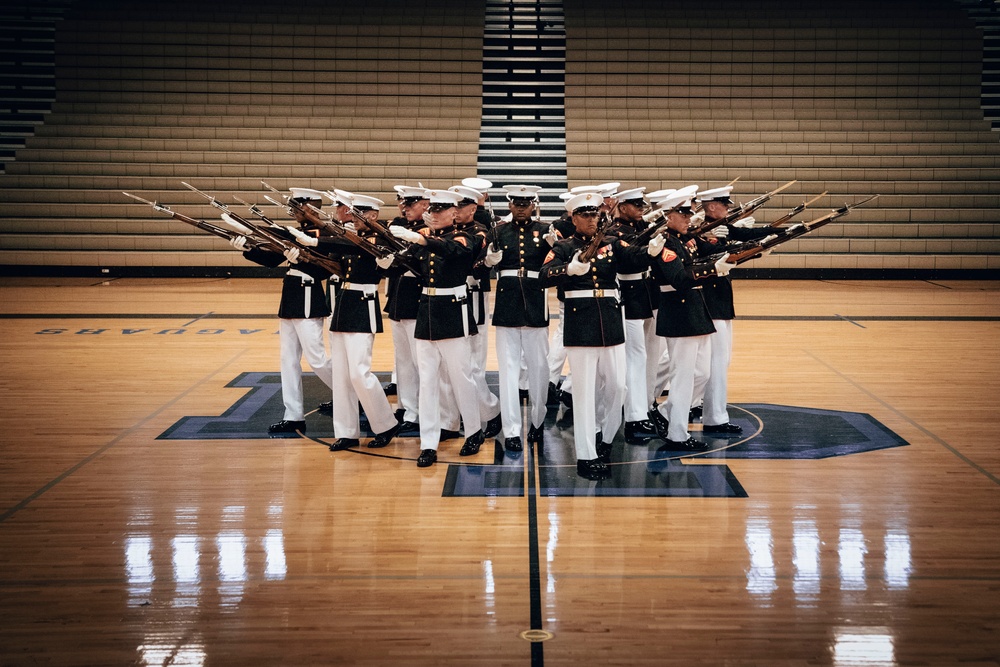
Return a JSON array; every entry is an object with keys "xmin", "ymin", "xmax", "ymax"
[{"xmin": 526, "ymin": 436, "xmax": 545, "ymax": 666}]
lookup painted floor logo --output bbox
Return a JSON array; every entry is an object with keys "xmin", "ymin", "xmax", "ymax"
[{"xmin": 158, "ymin": 372, "xmax": 909, "ymax": 497}]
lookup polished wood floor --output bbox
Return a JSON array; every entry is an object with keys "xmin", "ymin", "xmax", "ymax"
[{"xmin": 1, "ymin": 277, "xmax": 998, "ymax": 666}]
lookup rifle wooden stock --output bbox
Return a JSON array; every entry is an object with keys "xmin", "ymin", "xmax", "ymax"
[
  {"xmin": 359, "ymin": 212, "xmax": 412, "ymax": 255},
  {"xmin": 688, "ymin": 179, "xmax": 798, "ymax": 236},
  {"xmin": 769, "ymin": 191, "xmax": 827, "ymax": 227},
  {"xmin": 701, "ymin": 194, "xmax": 880, "ymax": 267},
  {"xmin": 578, "ymin": 212, "xmax": 611, "ymax": 262}
]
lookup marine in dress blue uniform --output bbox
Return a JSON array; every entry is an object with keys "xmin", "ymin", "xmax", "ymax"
[
  {"xmin": 318, "ymin": 192, "xmax": 402, "ymax": 452},
  {"xmin": 540, "ymin": 191, "xmax": 649, "ymax": 481},
  {"xmin": 690, "ymin": 185, "xmax": 783, "ymax": 435},
  {"xmin": 480, "ymin": 185, "xmax": 554, "ymax": 452},
  {"xmin": 647, "ymin": 186, "xmax": 736, "ymax": 449},
  {"xmin": 228, "ymin": 187, "xmax": 335, "ymax": 435},
  {"xmin": 450, "ymin": 183, "xmax": 500, "ymax": 431},
  {"xmin": 383, "ymin": 186, "xmax": 429, "ymax": 431},
  {"xmin": 607, "ymin": 187, "xmax": 662, "ymax": 444},
  {"xmin": 389, "ymin": 190, "xmax": 502, "ymax": 468}
]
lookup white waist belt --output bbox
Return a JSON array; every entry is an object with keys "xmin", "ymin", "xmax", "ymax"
[
  {"xmin": 339, "ymin": 282, "xmax": 378, "ymax": 294},
  {"xmin": 421, "ymin": 285, "xmax": 468, "ymax": 297},
  {"xmin": 498, "ymin": 269, "xmax": 540, "ymax": 279},
  {"xmin": 564, "ymin": 288, "xmax": 620, "ymax": 300},
  {"xmin": 286, "ymin": 268, "xmax": 314, "ymax": 284},
  {"xmin": 660, "ymin": 285, "xmax": 701, "ymax": 292},
  {"xmin": 616, "ymin": 272, "xmax": 648, "ymax": 281}
]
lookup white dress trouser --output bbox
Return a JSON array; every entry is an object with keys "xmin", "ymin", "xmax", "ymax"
[
  {"xmin": 495, "ymin": 326, "xmax": 549, "ymax": 438},
  {"xmin": 468, "ymin": 303, "xmax": 500, "ymax": 427},
  {"xmin": 644, "ymin": 313, "xmax": 664, "ymax": 409},
  {"xmin": 623, "ymin": 317, "xmax": 656, "ymax": 422},
  {"xmin": 329, "ymin": 331, "xmax": 399, "ymax": 439},
  {"xmin": 415, "ymin": 336, "xmax": 490, "ymax": 451},
  {"xmin": 391, "ymin": 319, "xmax": 460, "ymax": 429},
  {"xmin": 548, "ymin": 301, "xmax": 567, "ymax": 386},
  {"xmin": 471, "ymin": 300, "xmax": 489, "ymax": 378},
  {"xmin": 566, "ymin": 344, "xmax": 626, "ymax": 461},
  {"xmin": 279, "ymin": 317, "xmax": 333, "ymax": 421},
  {"xmin": 694, "ymin": 319, "xmax": 733, "ymax": 426},
  {"xmin": 652, "ymin": 338, "xmax": 671, "ymax": 401},
  {"xmin": 657, "ymin": 335, "xmax": 710, "ymax": 442},
  {"xmin": 390, "ymin": 319, "xmax": 420, "ymax": 423}
]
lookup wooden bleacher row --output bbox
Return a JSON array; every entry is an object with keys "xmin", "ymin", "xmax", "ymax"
[
  {"xmin": 1, "ymin": 0, "xmax": 997, "ymax": 274},
  {"xmin": 557, "ymin": 0, "xmax": 998, "ymax": 273}
]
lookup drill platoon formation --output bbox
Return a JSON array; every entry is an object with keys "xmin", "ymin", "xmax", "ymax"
[{"xmin": 126, "ymin": 180, "xmax": 875, "ymax": 480}]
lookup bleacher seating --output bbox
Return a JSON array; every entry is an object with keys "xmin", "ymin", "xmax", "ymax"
[
  {"xmin": 0, "ymin": 0, "xmax": 997, "ymax": 275},
  {"xmin": 563, "ymin": 0, "xmax": 1000, "ymax": 273}
]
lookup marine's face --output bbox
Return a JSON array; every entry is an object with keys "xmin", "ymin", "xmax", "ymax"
[
  {"xmin": 703, "ymin": 200, "xmax": 729, "ymax": 221},
  {"xmin": 571, "ymin": 209, "xmax": 599, "ymax": 236}
]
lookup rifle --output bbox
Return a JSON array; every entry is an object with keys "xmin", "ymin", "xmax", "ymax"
[
  {"xmin": 181, "ymin": 182, "xmax": 342, "ymax": 276},
  {"xmin": 695, "ymin": 194, "xmax": 880, "ymax": 268},
  {"xmin": 261, "ymin": 183, "xmax": 419, "ymax": 274},
  {"xmin": 768, "ymin": 191, "xmax": 827, "ymax": 227},
  {"xmin": 578, "ymin": 211, "xmax": 613, "ymax": 262},
  {"xmin": 122, "ymin": 191, "xmax": 283, "ymax": 253},
  {"xmin": 688, "ymin": 179, "xmax": 798, "ymax": 237}
]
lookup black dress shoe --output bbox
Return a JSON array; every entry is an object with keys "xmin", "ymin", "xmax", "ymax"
[
  {"xmin": 483, "ymin": 414, "xmax": 502, "ymax": 439},
  {"xmin": 597, "ymin": 441, "xmax": 613, "ymax": 464},
  {"xmin": 576, "ymin": 458, "xmax": 611, "ymax": 481},
  {"xmin": 702, "ymin": 422, "xmax": 742, "ymax": 435},
  {"xmin": 624, "ymin": 420, "xmax": 657, "ymax": 444},
  {"xmin": 559, "ymin": 389, "xmax": 573, "ymax": 409},
  {"xmin": 439, "ymin": 429, "xmax": 461, "ymax": 440},
  {"xmin": 368, "ymin": 422, "xmax": 400, "ymax": 448},
  {"xmin": 647, "ymin": 407, "xmax": 670, "ymax": 439},
  {"xmin": 383, "ymin": 382, "xmax": 397, "ymax": 395},
  {"xmin": 459, "ymin": 430, "xmax": 485, "ymax": 456},
  {"xmin": 317, "ymin": 401, "xmax": 333, "ymax": 415},
  {"xmin": 416, "ymin": 449, "xmax": 437, "ymax": 467},
  {"xmin": 268, "ymin": 420, "xmax": 306, "ymax": 434},
  {"xmin": 505, "ymin": 436, "xmax": 523, "ymax": 452},
  {"xmin": 329, "ymin": 437, "xmax": 360, "ymax": 451},
  {"xmin": 397, "ymin": 420, "xmax": 420, "ymax": 434},
  {"xmin": 546, "ymin": 382, "xmax": 560, "ymax": 407},
  {"xmin": 663, "ymin": 437, "xmax": 709, "ymax": 451},
  {"xmin": 689, "ymin": 405, "xmax": 703, "ymax": 422},
  {"xmin": 527, "ymin": 425, "xmax": 544, "ymax": 445}
]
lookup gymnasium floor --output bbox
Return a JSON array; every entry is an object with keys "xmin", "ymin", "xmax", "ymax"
[{"xmin": 1, "ymin": 277, "xmax": 998, "ymax": 666}]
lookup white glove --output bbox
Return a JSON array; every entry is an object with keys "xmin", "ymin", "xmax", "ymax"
[
  {"xmin": 484, "ymin": 243, "xmax": 503, "ymax": 267},
  {"xmin": 714, "ymin": 253, "xmax": 736, "ymax": 277},
  {"xmin": 283, "ymin": 247, "xmax": 301, "ymax": 264},
  {"xmin": 289, "ymin": 227, "xmax": 319, "ymax": 247},
  {"xmin": 375, "ymin": 254, "xmax": 395, "ymax": 270},
  {"xmin": 647, "ymin": 233, "xmax": 665, "ymax": 257},
  {"xmin": 343, "ymin": 221, "xmax": 356, "ymax": 234},
  {"xmin": 389, "ymin": 225, "xmax": 423, "ymax": 244},
  {"xmin": 760, "ymin": 234, "xmax": 779, "ymax": 245},
  {"xmin": 786, "ymin": 223, "xmax": 805, "ymax": 234},
  {"xmin": 229, "ymin": 235, "xmax": 247, "ymax": 251},
  {"xmin": 732, "ymin": 216, "xmax": 755, "ymax": 228},
  {"xmin": 712, "ymin": 225, "xmax": 729, "ymax": 240},
  {"xmin": 567, "ymin": 250, "xmax": 590, "ymax": 276},
  {"xmin": 689, "ymin": 210, "xmax": 705, "ymax": 226},
  {"xmin": 543, "ymin": 224, "xmax": 559, "ymax": 246}
]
